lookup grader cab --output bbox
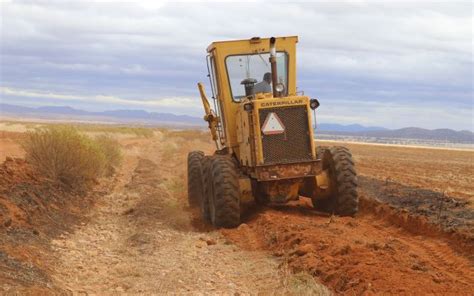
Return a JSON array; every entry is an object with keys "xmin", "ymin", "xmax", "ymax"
[{"xmin": 188, "ymin": 36, "xmax": 358, "ymax": 228}]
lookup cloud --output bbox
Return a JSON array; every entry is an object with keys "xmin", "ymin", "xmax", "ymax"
[
  {"xmin": 0, "ymin": 1, "xmax": 472, "ymax": 129},
  {"xmin": 316, "ymin": 99, "xmax": 473, "ymax": 130},
  {"xmin": 0, "ymin": 86, "xmax": 201, "ymax": 109}
]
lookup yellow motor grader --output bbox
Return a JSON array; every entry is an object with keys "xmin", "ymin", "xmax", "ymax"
[{"xmin": 188, "ymin": 36, "xmax": 358, "ymax": 228}]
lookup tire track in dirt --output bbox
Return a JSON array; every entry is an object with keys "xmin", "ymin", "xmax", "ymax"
[
  {"xmin": 359, "ymin": 205, "xmax": 474, "ymax": 287},
  {"xmin": 50, "ymin": 135, "xmax": 313, "ymax": 294},
  {"xmin": 222, "ymin": 195, "xmax": 474, "ymax": 295},
  {"xmin": 406, "ymin": 239, "xmax": 473, "ymax": 285}
]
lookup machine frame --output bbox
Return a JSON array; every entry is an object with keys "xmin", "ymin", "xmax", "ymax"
[
  {"xmin": 191, "ymin": 36, "xmax": 358, "ymax": 228},
  {"xmin": 201, "ymin": 36, "xmax": 321, "ymax": 182}
]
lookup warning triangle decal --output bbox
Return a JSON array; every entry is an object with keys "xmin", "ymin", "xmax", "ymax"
[{"xmin": 261, "ymin": 112, "xmax": 286, "ymax": 135}]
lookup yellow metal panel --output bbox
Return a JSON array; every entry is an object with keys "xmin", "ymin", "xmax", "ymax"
[
  {"xmin": 307, "ymin": 106, "xmax": 316, "ymax": 159},
  {"xmin": 236, "ymin": 101, "xmax": 254, "ymax": 167},
  {"xmin": 209, "ymin": 36, "xmax": 298, "ymax": 151}
]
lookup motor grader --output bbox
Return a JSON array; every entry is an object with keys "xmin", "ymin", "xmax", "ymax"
[{"xmin": 188, "ymin": 36, "xmax": 358, "ymax": 228}]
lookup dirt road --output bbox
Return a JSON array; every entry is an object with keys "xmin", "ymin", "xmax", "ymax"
[
  {"xmin": 49, "ymin": 132, "xmax": 327, "ymax": 294},
  {"xmin": 1, "ymin": 128, "xmax": 473, "ymax": 294}
]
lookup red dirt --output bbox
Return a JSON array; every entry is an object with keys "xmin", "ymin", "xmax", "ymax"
[
  {"xmin": 222, "ymin": 194, "xmax": 474, "ymax": 295},
  {"xmin": 214, "ymin": 140, "xmax": 474, "ymax": 295},
  {"xmin": 1, "ymin": 128, "xmax": 473, "ymax": 294},
  {"xmin": 0, "ymin": 157, "xmax": 102, "ymax": 292}
]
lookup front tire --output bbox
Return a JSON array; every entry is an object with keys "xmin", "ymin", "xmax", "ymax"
[
  {"xmin": 187, "ymin": 151, "xmax": 204, "ymax": 208},
  {"xmin": 312, "ymin": 146, "xmax": 358, "ymax": 216},
  {"xmin": 209, "ymin": 156, "xmax": 241, "ymax": 228}
]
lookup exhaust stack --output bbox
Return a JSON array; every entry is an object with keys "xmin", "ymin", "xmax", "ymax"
[{"xmin": 269, "ymin": 37, "xmax": 280, "ymax": 97}]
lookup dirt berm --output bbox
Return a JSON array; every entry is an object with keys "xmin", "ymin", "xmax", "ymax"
[
  {"xmin": 0, "ymin": 157, "xmax": 105, "ymax": 293},
  {"xmin": 221, "ymin": 182, "xmax": 474, "ymax": 295}
]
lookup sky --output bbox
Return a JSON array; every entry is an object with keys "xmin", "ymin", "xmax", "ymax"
[{"xmin": 0, "ymin": 0, "xmax": 472, "ymax": 130}]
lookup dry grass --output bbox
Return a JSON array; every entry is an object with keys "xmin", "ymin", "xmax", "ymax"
[
  {"xmin": 73, "ymin": 124, "xmax": 154, "ymax": 138},
  {"xmin": 284, "ymin": 272, "xmax": 331, "ymax": 295},
  {"xmin": 279, "ymin": 258, "xmax": 331, "ymax": 295},
  {"xmin": 0, "ymin": 120, "xmax": 155, "ymax": 138},
  {"xmin": 164, "ymin": 129, "xmax": 209, "ymax": 142},
  {"xmin": 22, "ymin": 125, "xmax": 122, "ymax": 189},
  {"xmin": 94, "ymin": 134, "xmax": 123, "ymax": 176}
]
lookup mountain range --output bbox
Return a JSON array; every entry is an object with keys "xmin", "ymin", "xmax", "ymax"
[
  {"xmin": 0, "ymin": 103, "xmax": 202, "ymax": 125},
  {"xmin": 1, "ymin": 103, "xmax": 472, "ymax": 143},
  {"xmin": 317, "ymin": 127, "xmax": 473, "ymax": 143}
]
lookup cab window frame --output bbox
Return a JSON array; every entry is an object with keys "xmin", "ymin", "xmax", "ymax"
[{"xmin": 224, "ymin": 51, "xmax": 289, "ymax": 103}]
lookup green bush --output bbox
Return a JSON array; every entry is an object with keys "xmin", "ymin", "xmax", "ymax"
[{"xmin": 23, "ymin": 126, "xmax": 121, "ymax": 189}]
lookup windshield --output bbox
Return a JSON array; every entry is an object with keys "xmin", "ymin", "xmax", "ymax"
[{"xmin": 225, "ymin": 52, "xmax": 288, "ymax": 101}]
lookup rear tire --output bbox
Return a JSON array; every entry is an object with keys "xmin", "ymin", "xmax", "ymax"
[
  {"xmin": 187, "ymin": 151, "xmax": 204, "ymax": 208},
  {"xmin": 209, "ymin": 156, "xmax": 241, "ymax": 228},
  {"xmin": 316, "ymin": 145, "xmax": 329, "ymax": 159},
  {"xmin": 200, "ymin": 156, "xmax": 213, "ymax": 222},
  {"xmin": 312, "ymin": 146, "xmax": 358, "ymax": 216}
]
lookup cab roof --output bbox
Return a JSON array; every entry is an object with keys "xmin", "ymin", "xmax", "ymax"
[{"xmin": 206, "ymin": 36, "xmax": 298, "ymax": 53}]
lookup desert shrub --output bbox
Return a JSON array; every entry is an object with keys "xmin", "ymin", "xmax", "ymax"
[
  {"xmin": 165, "ymin": 129, "xmax": 208, "ymax": 142},
  {"xmin": 75, "ymin": 124, "xmax": 154, "ymax": 138},
  {"xmin": 94, "ymin": 134, "xmax": 122, "ymax": 176},
  {"xmin": 22, "ymin": 126, "xmax": 119, "ymax": 189}
]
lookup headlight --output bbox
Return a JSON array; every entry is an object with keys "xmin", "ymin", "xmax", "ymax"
[
  {"xmin": 275, "ymin": 83, "xmax": 284, "ymax": 93},
  {"xmin": 243, "ymin": 103, "xmax": 253, "ymax": 112},
  {"xmin": 310, "ymin": 98, "xmax": 320, "ymax": 110}
]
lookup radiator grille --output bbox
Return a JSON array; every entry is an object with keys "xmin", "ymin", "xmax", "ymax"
[{"xmin": 259, "ymin": 106, "xmax": 312, "ymax": 164}]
